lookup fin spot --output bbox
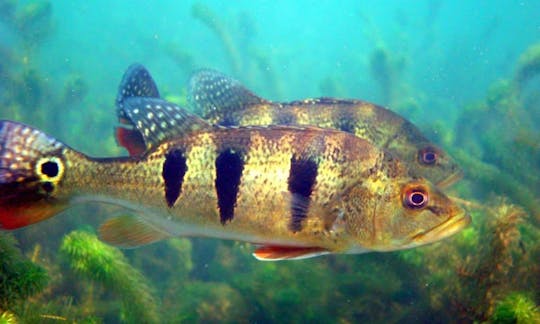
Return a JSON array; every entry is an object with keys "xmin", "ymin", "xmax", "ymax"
[
  {"xmin": 40, "ymin": 161, "xmax": 59, "ymax": 177},
  {"xmin": 36, "ymin": 156, "xmax": 64, "ymax": 181}
]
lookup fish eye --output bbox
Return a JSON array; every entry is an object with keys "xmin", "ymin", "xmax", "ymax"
[
  {"xmin": 403, "ymin": 186, "xmax": 429, "ymax": 209},
  {"xmin": 418, "ymin": 147, "xmax": 438, "ymax": 165}
]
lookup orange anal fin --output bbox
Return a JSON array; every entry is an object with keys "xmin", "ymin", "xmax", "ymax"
[
  {"xmin": 0, "ymin": 202, "xmax": 65, "ymax": 230},
  {"xmin": 98, "ymin": 215, "xmax": 170, "ymax": 248},
  {"xmin": 115, "ymin": 127, "xmax": 146, "ymax": 156},
  {"xmin": 252, "ymin": 245, "xmax": 329, "ymax": 261}
]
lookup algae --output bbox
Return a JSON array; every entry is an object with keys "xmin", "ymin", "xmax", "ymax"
[{"xmin": 59, "ymin": 231, "xmax": 159, "ymax": 324}]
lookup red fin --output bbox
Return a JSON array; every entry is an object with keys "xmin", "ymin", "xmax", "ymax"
[
  {"xmin": 0, "ymin": 201, "xmax": 66, "ymax": 230},
  {"xmin": 98, "ymin": 215, "xmax": 170, "ymax": 248},
  {"xmin": 253, "ymin": 245, "xmax": 329, "ymax": 261},
  {"xmin": 115, "ymin": 127, "xmax": 146, "ymax": 156}
]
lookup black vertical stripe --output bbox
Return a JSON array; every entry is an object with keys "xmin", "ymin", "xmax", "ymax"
[
  {"xmin": 287, "ymin": 155, "xmax": 318, "ymax": 232},
  {"xmin": 162, "ymin": 149, "xmax": 187, "ymax": 207},
  {"xmin": 215, "ymin": 149, "xmax": 244, "ymax": 224}
]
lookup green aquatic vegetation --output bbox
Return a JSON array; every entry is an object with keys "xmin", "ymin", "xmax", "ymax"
[
  {"xmin": 126, "ymin": 238, "xmax": 193, "ymax": 292},
  {"xmin": 515, "ymin": 43, "xmax": 540, "ymax": 91},
  {"xmin": 14, "ymin": 1, "xmax": 54, "ymax": 47},
  {"xmin": 163, "ymin": 281, "xmax": 248, "ymax": 323},
  {"xmin": 192, "ymin": 2, "xmax": 241, "ymax": 75},
  {"xmin": 420, "ymin": 199, "xmax": 531, "ymax": 322},
  {"xmin": 62, "ymin": 74, "xmax": 88, "ymax": 105},
  {"xmin": 369, "ymin": 47, "xmax": 406, "ymax": 107},
  {"xmin": 59, "ymin": 230, "xmax": 158, "ymax": 324},
  {"xmin": 451, "ymin": 149, "xmax": 540, "ymax": 222},
  {"xmin": 491, "ymin": 292, "xmax": 540, "ymax": 324},
  {"xmin": 0, "ymin": 311, "xmax": 17, "ymax": 324},
  {"xmin": 163, "ymin": 43, "xmax": 196, "ymax": 75},
  {"xmin": 0, "ymin": 234, "xmax": 49, "ymax": 310}
]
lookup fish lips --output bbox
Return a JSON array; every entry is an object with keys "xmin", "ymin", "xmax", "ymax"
[
  {"xmin": 411, "ymin": 211, "xmax": 471, "ymax": 246},
  {"xmin": 437, "ymin": 169, "xmax": 464, "ymax": 189}
]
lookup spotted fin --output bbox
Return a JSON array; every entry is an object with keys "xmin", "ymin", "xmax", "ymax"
[
  {"xmin": 98, "ymin": 215, "xmax": 170, "ymax": 248},
  {"xmin": 253, "ymin": 245, "xmax": 330, "ymax": 261},
  {"xmin": 116, "ymin": 63, "xmax": 160, "ymax": 111},
  {"xmin": 115, "ymin": 97, "xmax": 212, "ymax": 154},
  {"xmin": 188, "ymin": 69, "xmax": 270, "ymax": 121}
]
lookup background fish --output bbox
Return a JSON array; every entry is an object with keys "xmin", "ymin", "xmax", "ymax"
[
  {"xmin": 186, "ymin": 68, "xmax": 463, "ymax": 188},
  {"xmin": 0, "ymin": 98, "xmax": 469, "ymax": 261}
]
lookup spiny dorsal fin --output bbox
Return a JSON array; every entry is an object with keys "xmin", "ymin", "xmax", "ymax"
[
  {"xmin": 98, "ymin": 215, "xmax": 170, "ymax": 248},
  {"xmin": 188, "ymin": 69, "xmax": 270, "ymax": 119},
  {"xmin": 116, "ymin": 63, "xmax": 160, "ymax": 110},
  {"xmin": 116, "ymin": 97, "xmax": 211, "ymax": 154},
  {"xmin": 253, "ymin": 245, "xmax": 329, "ymax": 261}
]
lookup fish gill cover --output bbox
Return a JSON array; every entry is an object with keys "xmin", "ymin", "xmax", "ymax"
[{"xmin": 0, "ymin": 1, "xmax": 539, "ymax": 323}]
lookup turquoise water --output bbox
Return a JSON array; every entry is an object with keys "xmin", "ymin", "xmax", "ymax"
[{"xmin": 1, "ymin": 1, "xmax": 539, "ymax": 323}]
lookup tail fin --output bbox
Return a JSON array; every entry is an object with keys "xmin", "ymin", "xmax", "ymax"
[{"xmin": 0, "ymin": 120, "xmax": 70, "ymax": 229}]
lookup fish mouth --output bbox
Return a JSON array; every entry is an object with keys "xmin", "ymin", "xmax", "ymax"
[
  {"xmin": 437, "ymin": 169, "xmax": 464, "ymax": 189},
  {"xmin": 412, "ymin": 212, "xmax": 471, "ymax": 245}
]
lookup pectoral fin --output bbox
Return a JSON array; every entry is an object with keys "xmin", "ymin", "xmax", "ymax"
[
  {"xmin": 253, "ymin": 245, "xmax": 329, "ymax": 261},
  {"xmin": 98, "ymin": 215, "xmax": 170, "ymax": 248}
]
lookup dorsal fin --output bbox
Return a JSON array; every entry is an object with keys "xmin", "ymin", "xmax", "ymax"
[
  {"xmin": 188, "ymin": 69, "xmax": 270, "ymax": 118},
  {"xmin": 116, "ymin": 97, "xmax": 211, "ymax": 153},
  {"xmin": 116, "ymin": 63, "xmax": 160, "ymax": 108}
]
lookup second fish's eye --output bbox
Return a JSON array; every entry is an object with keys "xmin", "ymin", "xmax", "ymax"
[{"xmin": 419, "ymin": 147, "xmax": 438, "ymax": 165}]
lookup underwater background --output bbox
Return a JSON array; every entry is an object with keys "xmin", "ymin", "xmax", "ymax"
[{"xmin": 1, "ymin": 0, "xmax": 539, "ymax": 323}]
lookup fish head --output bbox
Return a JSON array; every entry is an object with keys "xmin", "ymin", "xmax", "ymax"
[
  {"xmin": 0, "ymin": 121, "xmax": 71, "ymax": 230},
  {"xmin": 386, "ymin": 128, "xmax": 462, "ymax": 188},
  {"xmin": 340, "ymin": 157, "xmax": 469, "ymax": 253}
]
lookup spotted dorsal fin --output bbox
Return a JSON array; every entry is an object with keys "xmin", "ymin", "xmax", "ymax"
[
  {"xmin": 188, "ymin": 69, "xmax": 270, "ymax": 119},
  {"xmin": 115, "ymin": 97, "xmax": 212, "ymax": 154},
  {"xmin": 99, "ymin": 215, "xmax": 170, "ymax": 248},
  {"xmin": 116, "ymin": 63, "xmax": 160, "ymax": 112}
]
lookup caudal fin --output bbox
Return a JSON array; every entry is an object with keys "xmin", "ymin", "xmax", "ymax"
[{"xmin": 0, "ymin": 121, "xmax": 70, "ymax": 229}]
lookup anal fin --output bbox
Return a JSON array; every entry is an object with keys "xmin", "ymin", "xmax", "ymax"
[
  {"xmin": 253, "ymin": 245, "xmax": 329, "ymax": 261},
  {"xmin": 98, "ymin": 215, "xmax": 170, "ymax": 248}
]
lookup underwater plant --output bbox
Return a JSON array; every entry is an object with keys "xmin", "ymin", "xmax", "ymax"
[
  {"xmin": 515, "ymin": 43, "xmax": 540, "ymax": 91},
  {"xmin": 491, "ymin": 292, "xmax": 540, "ymax": 324},
  {"xmin": 416, "ymin": 198, "xmax": 532, "ymax": 322},
  {"xmin": 0, "ymin": 311, "xmax": 17, "ymax": 324},
  {"xmin": 369, "ymin": 47, "xmax": 406, "ymax": 107},
  {"xmin": 163, "ymin": 281, "xmax": 248, "ymax": 323},
  {"xmin": 0, "ymin": 234, "xmax": 49, "ymax": 311},
  {"xmin": 59, "ymin": 230, "xmax": 159, "ymax": 324},
  {"xmin": 192, "ymin": 2, "xmax": 241, "ymax": 75}
]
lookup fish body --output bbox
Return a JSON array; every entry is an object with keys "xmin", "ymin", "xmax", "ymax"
[
  {"xmin": 0, "ymin": 96, "xmax": 469, "ymax": 260},
  {"xmin": 185, "ymin": 68, "xmax": 462, "ymax": 188}
]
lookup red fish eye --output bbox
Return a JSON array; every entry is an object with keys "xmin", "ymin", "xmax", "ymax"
[
  {"xmin": 419, "ymin": 147, "xmax": 438, "ymax": 165},
  {"xmin": 403, "ymin": 187, "xmax": 429, "ymax": 209}
]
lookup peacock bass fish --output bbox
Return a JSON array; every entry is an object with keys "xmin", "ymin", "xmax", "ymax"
[
  {"xmin": 0, "ymin": 73, "xmax": 470, "ymax": 260},
  {"xmin": 183, "ymin": 68, "xmax": 462, "ymax": 188}
]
